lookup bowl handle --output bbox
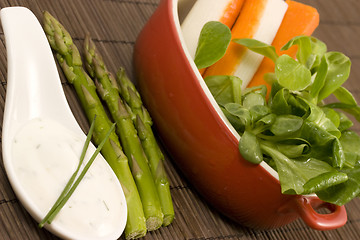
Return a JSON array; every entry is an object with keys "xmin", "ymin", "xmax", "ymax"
[{"xmin": 294, "ymin": 196, "xmax": 347, "ymax": 230}]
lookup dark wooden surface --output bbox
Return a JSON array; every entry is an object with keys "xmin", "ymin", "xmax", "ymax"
[{"xmin": 0, "ymin": 0, "xmax": 360, "ymax": 239}]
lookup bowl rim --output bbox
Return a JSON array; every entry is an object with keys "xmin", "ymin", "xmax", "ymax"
[{"xmin": 172, "ymin": 0, "xmax": 280, "ymax": 181}]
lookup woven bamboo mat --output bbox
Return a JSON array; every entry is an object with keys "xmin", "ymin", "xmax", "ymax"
[{"xmin": 0, "ymin": 0, "xmax": 360, "ymax": 239}]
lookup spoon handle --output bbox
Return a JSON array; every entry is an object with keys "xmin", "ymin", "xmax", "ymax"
[{"xmin": 1, "ymin": 7, "xmax": 78, "ymax": 135}]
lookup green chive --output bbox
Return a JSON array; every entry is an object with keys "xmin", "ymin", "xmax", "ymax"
[
  {"xmin": 39, "ymin": 116, "xmax": 115, "ymax": 227},
  {"xmin": 39, "ymin": 115, "xmax": 96, "ymax": 227}
]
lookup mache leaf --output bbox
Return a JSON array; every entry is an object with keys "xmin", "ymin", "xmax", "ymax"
[
  {"xmin": 275, "ymin": 55, "xmax": 312, "ymax": 91},
  {"xmin": 270, "ymin": 115, "xmax": 303, "ymax": 137},
  {"xmin": 204, "ymin": 75, "xmax": 242, "ymax": 106},
  {"xmin": 242, "ymin": 92, "xmax": 265, "ymax": 109},
  {"xmin": 281, "ymin": 35, "xmax": 312, "ymax": 66},
  {"xmin": 239, "ymin": 131, "xmax": 263, "ymax": 164},
  {"xmin": 310, "ymin": 55, "xmax": 328, "ymax": 99},
  {"xmin": 224, "ymin": 103, "xmax": 251, "ymax": 129},
  {"xmin": 317, "ymin": 52, "xmax": 351, "ymax": 101},
  {"xmin": 302, "ymin": 171, "xmax": 348, "ymax": 194},
  {"xmin": 261, "ymin": 143, "xmax": 340, "ymax": 195},
  {"xmin": 317, "ymin": 164, "xmax": 360, "ymax": 206},
  {"xmin": 194, "ymin": 21, "xmax": 231, "ymax": 69},
  {"xmin": 233, "ymin": 38, "xmax": 278, "ymax": 62}
]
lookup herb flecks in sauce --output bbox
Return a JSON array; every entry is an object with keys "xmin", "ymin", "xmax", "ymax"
[{"xmin": 12, "ymin": 117, "xmax": 123, "ymax": 237}]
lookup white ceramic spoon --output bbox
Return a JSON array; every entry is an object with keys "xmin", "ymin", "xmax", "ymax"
[{"xmin": 1, "ymin": 7, "xmax": 127, "ymax": 240}]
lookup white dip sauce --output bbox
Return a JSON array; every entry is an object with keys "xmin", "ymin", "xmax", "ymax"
[{"xmin": 12, "ymin": 118, "xmax": 126, "ymax": 240}]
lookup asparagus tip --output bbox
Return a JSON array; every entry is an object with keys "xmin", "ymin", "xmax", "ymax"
[
  {"xmin": 131, "ymin": 155, "xmax": 143, "ymax": 178},
  {"xmin": 117, "ymin": 98, "xmax": 131, "ymax": 118}
]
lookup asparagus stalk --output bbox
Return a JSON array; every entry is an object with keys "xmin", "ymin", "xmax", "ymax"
[
  {"xmin": 117, "ymin": 68, "xmax": 175, "ymax": 226},
  {"xmin": 43, "ymin": 12, "xmax": 146, "ymax": 239},
  {"xmin": 83, "ymin": 34, "xmax": 164, "ymax": 230}
]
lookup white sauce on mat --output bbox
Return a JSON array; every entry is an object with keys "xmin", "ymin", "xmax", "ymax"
[{"xmin": 12, "ymin": 118, "xmax": 125, "ymax": 239}]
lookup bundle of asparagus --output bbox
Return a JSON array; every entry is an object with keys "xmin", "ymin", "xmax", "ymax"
[
  {"xmin": 84, "ymin": 36, "xmax": 174, "ymax": 227},
  {"xmin": 43, "ymin": 11, "xmax": 174, "ymax": 239}
]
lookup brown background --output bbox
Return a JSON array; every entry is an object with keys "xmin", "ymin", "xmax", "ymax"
[{"xmin": 0, "ymin": 0, "xmax": 360, "ymax": 239}]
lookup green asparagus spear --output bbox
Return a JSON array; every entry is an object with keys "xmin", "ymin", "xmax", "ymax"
[
  {"xmin": 116, "ymin": 68, "xmax": 152, "ymax": 126},
  {"xmin": 116, "ymin": 68, "xmax": 175, "ymax": 226},
  {"xmin": 83, "ymin": 34, "xmax": 164, "ymax": 230},
  {"xmin": 134, "ymin": 115, "xmax": 174, "ymax": 226},
  {"xmin": 43, "ymin": 11, "xmax": 146, "ymax": 239}
]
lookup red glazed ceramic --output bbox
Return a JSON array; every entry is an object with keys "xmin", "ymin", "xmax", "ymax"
[{"xmin": 133, "ymin": 0, "xmax": 347, "ymax": 230}]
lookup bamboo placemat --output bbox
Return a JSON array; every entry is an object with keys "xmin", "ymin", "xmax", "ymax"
[{"xmin": 0, "ymin": 0, "xmax": 360, "ymax": 239}]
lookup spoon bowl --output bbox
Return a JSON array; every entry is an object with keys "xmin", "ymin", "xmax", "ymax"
[{"xmin": 1, "ymin": 7, "xmax": 127, "ymax": 239}]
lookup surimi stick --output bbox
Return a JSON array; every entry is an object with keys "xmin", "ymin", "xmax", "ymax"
[
  {"xmin": 247, "ymin": 0, "xmax": 320, "ymax": 91},
  {"xmin": 181, "ymin": 0, "xmax": 245, "ymax": 60},
  {"xmin": 203, "ymin": 0, "xmax": 288, "ymax": 89},
  {"xmin": 219, "ymin": 0, "xmax": 245, "ymax": 29}
]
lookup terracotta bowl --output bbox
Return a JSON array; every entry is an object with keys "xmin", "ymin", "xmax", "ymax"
[{"xmin": 134, "ymin": 0, "xmax": 347, "ymax": 230}]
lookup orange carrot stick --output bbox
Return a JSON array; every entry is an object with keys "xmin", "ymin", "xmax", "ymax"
[
  {"xmin": 203, "ymin": 0, "xmax": 288, "ymax": 88},
  {"xmin": 247, "ymin": 0, "xmax": 320, "ymax": 91}
]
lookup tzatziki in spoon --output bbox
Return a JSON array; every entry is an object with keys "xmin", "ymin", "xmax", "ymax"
[{"xmin": 1, "ymin": 7, "xmax": 127, "ymax": 240}]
